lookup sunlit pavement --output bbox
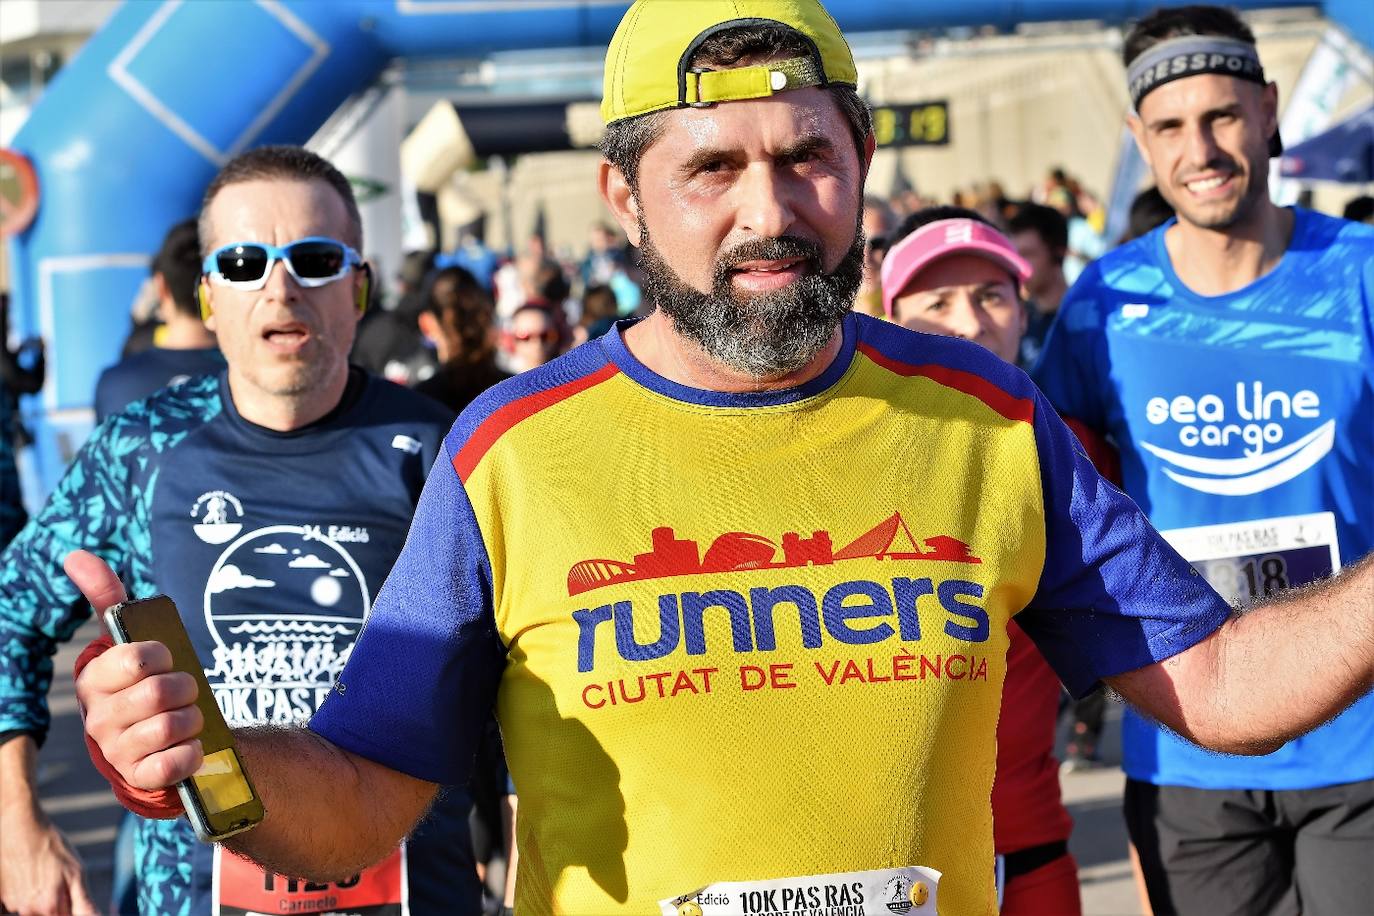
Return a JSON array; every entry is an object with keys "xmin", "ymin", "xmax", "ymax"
[{"xmin": 1062, "ymin": 705, "xmax": 1145, "ymax": 915}]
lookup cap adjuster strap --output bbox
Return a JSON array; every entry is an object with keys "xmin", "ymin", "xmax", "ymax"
[{"xmin": 684, "ymin": 56, "xmax": 822, "ymax": 108}]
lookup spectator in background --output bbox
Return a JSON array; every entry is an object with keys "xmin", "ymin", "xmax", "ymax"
[
  {"xmin": 0, "ymin": 293, "xmax": 44, "ymax": 550},
  {"xmin": 494, "ymin": 233, "xmax": 550, "ymax": 319},
  {"xmin": 94, "ymin": 220, "xmax": 224, "ymax": 422},
  {"xmin": 574, "ymin": 284, "xmax": 621, "ymax": 345},
  {"xmin": 413, "ymin": 266, "xmax": 509, "ymax": 413},
  {"xmin": 1040, "ymin": 167, "xmax": 1107, "ymax": 282},
  {"xmin": 527, "ymin": 259, "xmax": 571, "ymax": 315},
  {"xmin": 441, "ymin": 232, "xmax": 500, "ymax": 290},
  {"xmin": 856, "ymin": 195, "xmax": 896, "ymax": 317},
  {"xmin": 501, "ymin": 302, "xmax": 570, "ymax": 374},
  {"xmin": 1343, "ymin": 195, "xmax": 1374, "ymax": 225},
  {"xmin": 882, "ymin": 205, "xmax": 1084, "ymax": 916},
  {"xmin": 350, "ymin": 249, "xmax": 439, "ymax": 386},
  {"xmin": 580, "ymin": 222, "xmax": 628, "ymax": 288},
  {"xmin": 1008, "ymin": 203, "xmax": 1070, "ymax": 368}
]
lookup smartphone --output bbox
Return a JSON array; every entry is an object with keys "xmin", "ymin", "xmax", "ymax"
[{"xmin": 104, "ymin": 595, "xmax": 266, "ymax": 842}]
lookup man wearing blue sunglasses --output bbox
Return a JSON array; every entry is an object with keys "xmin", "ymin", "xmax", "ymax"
[{"xmin": 0, "ymin": 146, "xmax": 485, "ymax": 916}]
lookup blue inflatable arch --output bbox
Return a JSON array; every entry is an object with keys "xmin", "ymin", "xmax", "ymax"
[{"xmin": 6, "ymin": 0, "xmax": 1371, "ymax": 489}]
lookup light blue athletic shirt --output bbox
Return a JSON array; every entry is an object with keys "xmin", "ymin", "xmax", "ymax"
[{"xmin": 1035, "ymin": 208, "xmax": 1374, "ymax": 790}]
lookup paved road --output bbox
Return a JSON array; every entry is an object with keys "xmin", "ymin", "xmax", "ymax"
[
  {"xmin": 1061, "ymin": 708, "xmax": 1145, "ymax": 916},
  {"xmin": 36, "ymin": 619, "xmax": 1145, "ymax": 914}
]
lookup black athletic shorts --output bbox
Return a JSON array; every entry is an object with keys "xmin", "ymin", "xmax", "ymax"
[{"xmin": 1124, "ymin": 776, "xmax": 1374, "ymax": 916}]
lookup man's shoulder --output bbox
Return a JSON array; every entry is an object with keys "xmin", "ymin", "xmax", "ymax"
[
  {"xmin": 445, "ymin": 341, "xmax": 616, "ymax": 458},
  {"xmin": 359, "ymin": 371, "xmax": 458, "ymax": 430},
  {"xmin": 1058, "ymin": 233, "xmax": 1165, "ymax": 325},
  {"xmin": 88, "ymin": 373, "xmax": 223, "ymax": 468},
  {"xmin": 1295, "ymin": 207, "xmax": 1374, "ymax": 262},
  {"xmin": 852, "ymin": 313, "xmax": 1039, "ymax": 422}
]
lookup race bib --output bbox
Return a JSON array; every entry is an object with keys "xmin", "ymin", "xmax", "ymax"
[
  {"xmin": 660, "ymin": 866, "xmax": 941, "ymax": 916},
  {"xmin": 1161, "ymin": 512, "xmax": 1341, "ymax": 605},
  {"xmin": 212, "ymin": 843, "xmax": 409, "ymax": 915}
]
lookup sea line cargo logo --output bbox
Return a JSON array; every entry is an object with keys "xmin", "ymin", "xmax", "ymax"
[
  {"xmin": 199, "ymin": 524, "xmax": 371, "ymax": 726},
  {"xmin": 1139, "ymin": 381, "xmax": 1333, "ymax": 496},
  {"xmin": 571, "ymin": 513, "xmax": 997, "ymax": 701}
]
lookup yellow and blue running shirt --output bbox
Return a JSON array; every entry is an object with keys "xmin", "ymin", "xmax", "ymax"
[{"xmin": 311, "ymin": 312, "xmax": 1230, "ymax": 914}]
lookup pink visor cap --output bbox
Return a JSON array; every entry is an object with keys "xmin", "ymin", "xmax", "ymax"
[{"xmin": 880, "ymin": 218, "xmax": 1032, "ymax": 318}]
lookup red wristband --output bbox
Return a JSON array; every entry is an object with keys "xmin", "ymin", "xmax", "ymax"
[{"xmin": 74, "ymin": 633, "xmax": 185, "ymax": 820}]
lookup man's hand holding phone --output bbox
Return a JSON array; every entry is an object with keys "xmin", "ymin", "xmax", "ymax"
[
  {"xmin": 68, "ymin": 551, "xmax": 206, "ymax": 793},
  {"xmin": 67, "ymin": 549, "xmax": 264, "ymax": 840}
]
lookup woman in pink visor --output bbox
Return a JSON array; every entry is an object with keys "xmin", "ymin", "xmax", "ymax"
[{"xmin": 882, "ymin": 207, "xmax": 1089, "ymax": 916}]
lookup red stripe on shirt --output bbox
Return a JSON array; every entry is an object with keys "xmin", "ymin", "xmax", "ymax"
[
  {"xmin": 857, "ymin": 342, "xmax": 1035, "ymax": 425},
  {"xmin": 452, "ymin": 362, "xmax": 620, "ymax": 482}
]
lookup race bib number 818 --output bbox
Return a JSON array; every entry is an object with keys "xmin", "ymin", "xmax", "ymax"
[{"xmin": 1161, "ymin": 512, "xmax": 1340, "ymax": 606}]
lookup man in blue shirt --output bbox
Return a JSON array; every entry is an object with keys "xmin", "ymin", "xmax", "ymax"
[
  {"xmin": 94, "ymin": 219, "xmax": 225, "ymax": 422},
  {"xmin": 0, "ymin": 146, "xmax": 476, "ymax": 915},
  {"xmin": 1035, "ymin": 6, "xmax": 1374, "ymax": 914}
]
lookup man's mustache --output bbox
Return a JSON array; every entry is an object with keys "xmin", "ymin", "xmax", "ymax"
[{"xmin": 713, "ymin": 236, "xmax": 823, "ymax": 280}]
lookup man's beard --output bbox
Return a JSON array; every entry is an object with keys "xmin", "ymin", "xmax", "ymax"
[{"xmin": 637, "ymin": 221, "xmax": 864, "ymax": 379}]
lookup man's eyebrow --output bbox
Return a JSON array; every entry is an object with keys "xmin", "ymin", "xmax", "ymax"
[
  {"xmin": 1147, "ymin": 102, "xmax": 1243, "ymax": 131},
  {"xmin": 777, "ymin": 133, "xmax": 836, "ymax": 159},
  {"xmin": 677, "ymin": 133, "xmax": 837, "ymax": 174},
  {"xmin": 679, "ymin": 146, "xmax": 741, "ymax": 175}
]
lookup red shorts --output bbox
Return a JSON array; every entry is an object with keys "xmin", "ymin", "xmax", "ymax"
[{"xmin": 1002, "ymin": 852, "xmax": 1082, "ymax": 916}]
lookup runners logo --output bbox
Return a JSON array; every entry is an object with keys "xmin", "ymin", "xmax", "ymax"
[{"xmin": 1140, "ymin": 381, "xmax": 1332, "ymax": 496}]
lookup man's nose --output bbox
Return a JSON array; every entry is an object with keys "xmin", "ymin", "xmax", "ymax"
[
  {"xmin": 948, "ymin": 294, "xmax": 987, "ymax": 340},
  {"xmin": 1182, "ymin": 121, "xmax": 1224, "ymax": 171},
  {"xmin": 260, "ymin": 258, "xmax": 300, "ymax": 300},
  {"xmin": 734, "ymin": 164, "xmax": 796, "ymax": 239}
]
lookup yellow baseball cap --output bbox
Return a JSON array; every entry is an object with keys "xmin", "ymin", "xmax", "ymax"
[{"xmin": 601, "ymin": 0, "xmax": 858, "ymax": 125}]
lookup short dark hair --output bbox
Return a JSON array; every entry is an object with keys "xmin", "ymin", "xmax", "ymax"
[
  {"xmin": 198, "ymin": 145, "xmax": 362, "ymax": 254},
  {"xmin": 1125, "ymin": 186, "xmax": 1175, "ymax": 241},
  {"xmin": 1123, "ymin": 5, "xmax": 1257, "ymax": 68},
  {"xmin": 530, "ymin": 261, "xmax": 571, "ymax": 305},
  {"xmin": 1008, "ymin": 203, "xmax": 1069, "ymax": 264},
  {"xmin": 600, "ymin": 22, "xmax": 872, "ymax": 190},
  {"xmin": 581, "ymin": 284, "xmax": 619, "ymax": 325},
  {"xmin": 890, "ymin": 206, "xmax": 992, "ymax": 247},
  {"xmin": 425, "ymin": 266, "xmax": 495, "ymax": 364},
  {"xmin": 153, "ymin": 218, "xmax": 202, "ymax": 319},
  {"xmin": 1342, "ymin": 195, "xmax": 1374, "ymax": 224}
]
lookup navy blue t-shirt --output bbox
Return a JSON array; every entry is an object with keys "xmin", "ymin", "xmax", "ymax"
[
  {"xmin": 94, "ymin": 346, "xmax": 226, "ymax": 422},
  {"xmin": 0, "ymin": 370, "xmax": 482, "ymax": 914}
]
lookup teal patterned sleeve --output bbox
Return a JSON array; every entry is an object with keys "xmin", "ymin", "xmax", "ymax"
[{"xmin": 0, "ymin": 408, "xmax": 155, "ymax": 746}]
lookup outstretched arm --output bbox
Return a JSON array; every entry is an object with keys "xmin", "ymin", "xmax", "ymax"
[
  {"xmin": 69, "ymin": 551, "xmax": 439, "ymax": 883},
  {"xmin": 1108, "ymin": 551, "xmax": 1374, "ymax": 756}
]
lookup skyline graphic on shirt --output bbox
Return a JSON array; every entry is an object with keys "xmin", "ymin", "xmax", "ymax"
[{"xmin": 568, "ymin": 511, "xmax": 982, "ymax": 596}]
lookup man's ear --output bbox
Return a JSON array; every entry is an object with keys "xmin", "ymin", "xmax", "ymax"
[
  {"xmin": 199, "ymin": 278, "xmax": 217, "ymax": 332},
  {"xmin": 861, "ymin": 131, "xmax": 876, "ymax": 182},
  {"xmin": 1126, "ymin": 112, "xmax": 1153, "ymax": 170},
  {"xmin": 599, "ymin": 161, "xmax": 642, "ymax": 247},
  {"xmin": 153, "ymin": 273, "xmax": 175, "ymax": 324},
  {"xmin": 1262, "ymin": 81, "xmax": 1280, "ymax": 147}
]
